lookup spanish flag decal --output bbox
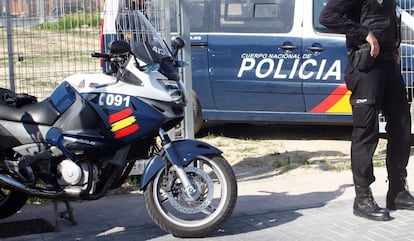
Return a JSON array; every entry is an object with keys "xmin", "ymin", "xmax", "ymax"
[
  {"xmin": 108, "ymin": 108, "xmax": 140, "ymax": 139},
  {"xmin": 310, "ymin": 84, "xmax": 352, "ymax": 113}
]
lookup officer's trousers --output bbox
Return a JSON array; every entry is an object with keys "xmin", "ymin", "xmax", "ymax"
[{"xmin": 345, "ymin": 60, "xmax": 411, "ymax": 188}]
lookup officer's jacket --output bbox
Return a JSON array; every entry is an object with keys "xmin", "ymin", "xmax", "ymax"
[{"xmin": 319, "ymin": 0, "xmax": 399, "ymax": 51}]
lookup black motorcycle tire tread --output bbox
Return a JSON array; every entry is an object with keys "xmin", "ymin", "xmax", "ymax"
[
  {"xmin": 0, "ymin": 188, "xmax": 28, "ymax": 219},
  {"xmin": 144, "ymin": 155, "xmax": 237, "ymax": 238}
]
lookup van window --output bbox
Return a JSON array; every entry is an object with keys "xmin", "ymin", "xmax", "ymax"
[
  {"xmin": 170, "ymin": 0, "xmax": 210, "ymax": 32},
  {"xmin": 313, "ymin": 0, "xmax": 335, "ymax": 33},
  {"xmin": 215, "ymin": 0, "xmax": 294, "ymax": 33}
]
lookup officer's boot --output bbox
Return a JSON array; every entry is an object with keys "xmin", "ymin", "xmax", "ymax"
[
  {"xmin": 386, "ymin": 179, "xmax": 414, "ymax": 210},
  {"xmin": 353, "ymin": 185, "xmax": 392, "ymax": 221}
]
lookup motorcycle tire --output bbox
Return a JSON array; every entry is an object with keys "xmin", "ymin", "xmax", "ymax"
[
  {"xmin": 0, "ymin": 187, "xmax": 28, "ymax": 219},
  {"xmin": 144, "ymin": 154, "xmax": 237, "ymax": 238}
]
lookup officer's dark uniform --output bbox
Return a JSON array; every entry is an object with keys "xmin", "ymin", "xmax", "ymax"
[{"xmin": 320, "ymin": 0, "xmax": 414, "ymax": 221}]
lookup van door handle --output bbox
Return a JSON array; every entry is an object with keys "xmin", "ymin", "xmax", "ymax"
[
  {"xmin": 279, "ymin": 45, "xmax": 299, "ymax": 51},
  {"xmin": 306, "ymin": 46, "xmax": 326, "ymax": 53}
]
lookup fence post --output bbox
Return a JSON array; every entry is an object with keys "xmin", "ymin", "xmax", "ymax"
[
  {"xmin": 5, "ymin": 0, "xmax": 15, "ymax": 91},
  {"xmin": 160, "ymin": 0, "xmax": 170, "ymax": 46},
  {"xmin": 176, "ymin": 0, "xmax": 193, "ymax": 139},
  {"xmin": 38, "ymin": 0, "xmax": 45, "ymax": 24}
]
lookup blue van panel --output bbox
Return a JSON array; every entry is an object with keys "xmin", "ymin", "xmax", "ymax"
[
  {"xmin": 301, "ymin": 36, "xmax": 349, "ymax": 113},
  {"xmin": 191, "ymin": 43, "xmax": 217, "ymax": 109},
  {"xmin": 201, "ymin": 109, "xmax": 353, "ymax": 125},
  {"xmin": 206, "ymin": 34, "xmax": 305, "ymax": 112},
  {"xmin": 211, "ymin": 79, "xmax": 304, "ymax": 111}
]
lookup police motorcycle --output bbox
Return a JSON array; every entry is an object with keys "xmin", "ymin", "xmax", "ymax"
[{"xmin": 0, "ymin": 11, "xmax": 237, "ymax": 238}]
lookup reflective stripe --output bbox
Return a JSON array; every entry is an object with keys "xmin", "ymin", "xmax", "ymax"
[
  {"xmin": 111, "ymin": 116, "xmax": 137, "ymax": 132},
  {"xmin": 311, "ymin": 84, "xmax": 352, "ymax": 113}
]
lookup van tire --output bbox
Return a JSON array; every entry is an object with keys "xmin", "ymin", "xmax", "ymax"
[{"xmin": 193, "ymin": 90, "xmax": 203, "ymax": 134}]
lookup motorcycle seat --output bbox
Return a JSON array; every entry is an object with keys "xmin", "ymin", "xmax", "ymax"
[{"xmin": 0, "ymin": 99, "xmax": 60, "ymax": 125}]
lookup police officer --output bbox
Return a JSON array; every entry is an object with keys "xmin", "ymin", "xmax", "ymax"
[{"xmin": 320, "ymin": 0, "xmax": 414, "ymax": 221}]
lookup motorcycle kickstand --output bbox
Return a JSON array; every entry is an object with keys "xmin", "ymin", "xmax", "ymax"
[{"xmin": 53, "ymin": 201, "xmax": 77, "ymax": 230}]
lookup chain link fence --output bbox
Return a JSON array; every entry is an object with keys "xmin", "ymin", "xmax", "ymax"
[
  {"xmin": 394, "ymin": 0, "xmax": 414, "ymax": 132},
  {"xmin": 0, "ymin": 0, "xmax": 168, "ymax": 99}
]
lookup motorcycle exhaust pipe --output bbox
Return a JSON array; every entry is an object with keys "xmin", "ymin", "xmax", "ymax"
[{"xmin": 0, "ymin": 174, "xmax": 68, "ymax": 199}]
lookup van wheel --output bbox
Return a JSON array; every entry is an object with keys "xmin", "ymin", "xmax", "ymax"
[{"xmin": 192, "ymin": 90, "xmax": 202, "ymax": 134}]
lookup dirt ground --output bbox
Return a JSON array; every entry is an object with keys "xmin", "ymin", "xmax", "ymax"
[{"xmin": 197, "ymin": 124, "xmax": 388, "ymax": 182}]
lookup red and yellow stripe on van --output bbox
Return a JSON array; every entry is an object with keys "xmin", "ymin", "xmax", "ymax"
[
  {"xmin": 310, "ymin": 84, "xmax": 352, "ymax": 113},
  {"xmin": 108, "ymin": 108, "xmax": 140, "ymax": 139}
]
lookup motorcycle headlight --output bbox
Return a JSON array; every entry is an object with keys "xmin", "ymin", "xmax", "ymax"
[{"xmin": 158, "ymin": 79, "xmax": 184, "ymax": 102}]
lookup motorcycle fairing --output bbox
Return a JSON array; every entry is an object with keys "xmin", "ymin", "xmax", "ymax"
[
  {"xmin": 49, "ymin": 81, "xmax": 77, "ymax": 113},
  {"xmin": 0, "ymin": 122, "xmax": 48, "ymax": 150},
  {"xmin": 51, "ymin": 83, "xmax": 105, "ymax": 136},
  {"xmin": 43, "ymin": 82, "xmax": 116, "ymax": 159},
  {"xmin": 66, "ymin": 71, "xmax": 175, "ymax": 103},
  {"xmin": 44, "ymin": 84, "xmax": 165, "ymax": 160},
  {"xmin": 108, "ymin": 108, "xmax": 140, "ymax": 139},
  {"xmin": 85, "ymin": 93, "xmax": 165, "ymax": 143},
  {"xmin": 45, "ymin": 127, "xmax": 113, "ymax": 160}
]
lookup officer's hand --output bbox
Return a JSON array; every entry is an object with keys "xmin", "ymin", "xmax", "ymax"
[{"xmin": 365, "ymin": 31, "xmax": 380, "ymax": 58}]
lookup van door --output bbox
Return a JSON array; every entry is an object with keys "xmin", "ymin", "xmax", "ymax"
[
  {"xmin": 207, "ymin": 0, "xmax": 304, "ymax": 118},
  {"xmin": 301, "ymin": 0, "xmax": 352, "ymax": 116},
  {"xmin": 170, "ymin": 0, "xmax": 214, "ymax": 110}
]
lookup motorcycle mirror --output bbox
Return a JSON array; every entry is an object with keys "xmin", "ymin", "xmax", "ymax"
[
  {"xmin": 172, "ymin": 36, "xmax": 186, "ymax": 50},
  {"xmin": 109, "ymin": 40, "xmax": 131, "ymax": 56}
]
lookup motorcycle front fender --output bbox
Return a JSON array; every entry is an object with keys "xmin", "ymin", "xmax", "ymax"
[
  {"xmin": 140, "ymin": 139, "xmax": 222, "ymax": 190},
  {"xmin": 171, "ymin": 139, "xmax": 222, "ymax": 166},
  {"xmin": 140, "ymin": 155, "xmax": 164, "ymax": 190}
]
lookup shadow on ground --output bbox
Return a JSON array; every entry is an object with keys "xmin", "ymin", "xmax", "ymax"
[
  {"xmin": 1, "ymin": 182, "xmax": 354, "ymax": 241},
  {"xmin": 212, "ymin": 183, "xmax": 353, "ymax": 238}
]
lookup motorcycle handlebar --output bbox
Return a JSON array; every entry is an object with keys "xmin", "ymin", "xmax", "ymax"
[{"xmin": 91, "ymin": 52, "xmax": 111, "ymax": 59}]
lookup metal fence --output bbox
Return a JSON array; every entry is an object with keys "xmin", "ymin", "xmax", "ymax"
[
  {"xmin": 389, "ymin": 1, "xmax": 414, "ymax": 132},
  {"xmin": 0, "ymin": 0, "xmax": 168, "ymax": 99}
]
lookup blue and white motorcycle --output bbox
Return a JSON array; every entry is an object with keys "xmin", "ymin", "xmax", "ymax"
[{"xmin": 0, "ymin": 11, "xmax": 237, "ymax": 238}]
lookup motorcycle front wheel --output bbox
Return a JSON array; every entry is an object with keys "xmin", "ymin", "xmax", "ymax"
[{"xmin": 144, "ymin": 154, "xmax": 237, "ymax": 238}]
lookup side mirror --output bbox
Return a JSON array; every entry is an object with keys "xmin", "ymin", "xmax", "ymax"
[
  {"xmin": 109, "ymin": 40, "xmax": 131, "ymax": 56},
  {"xmin": 172, "ymin": 36, "xmax": 186, "ymax": 50}
]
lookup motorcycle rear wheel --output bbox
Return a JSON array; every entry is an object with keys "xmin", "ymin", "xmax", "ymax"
[
  {"xmin": 144, "ymin": 154, "xmax": 237, "ymax": 238},
  {"xmin": 0, "ymin": 187, "xmax": 28, "ymax": 219}
]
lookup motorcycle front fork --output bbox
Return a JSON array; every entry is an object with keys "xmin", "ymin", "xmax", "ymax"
[{"xmin": 158, "ymin": 128, "xmax": 197, "ymax": 196}]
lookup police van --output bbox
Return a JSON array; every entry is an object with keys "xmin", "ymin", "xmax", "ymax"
[{"xmin": 102, "ymin": 0, "xmax": 414, "ymax": 134}]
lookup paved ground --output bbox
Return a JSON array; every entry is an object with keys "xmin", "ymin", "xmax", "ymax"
[{"xmin": 3, "ymin": 159, "xmax": 414, "ymax": 241}]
